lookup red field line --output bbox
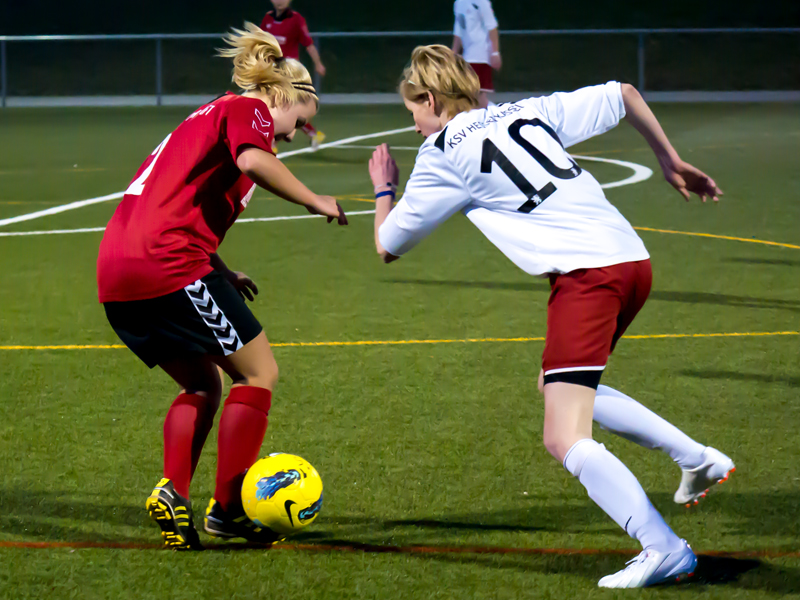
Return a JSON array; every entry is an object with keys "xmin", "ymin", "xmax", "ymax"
[{"xmin": 1, "ymin": 539, "xmax": 798, "ymax": 558}]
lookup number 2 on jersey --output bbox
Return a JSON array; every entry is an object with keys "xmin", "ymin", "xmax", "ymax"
[
  {"xmin": 481, "ymin": 118, "xmax": 582, "ymax": 213},
  {"xmin": 125, "ymin": 134, "xmax": 172, "ymax": 196}
]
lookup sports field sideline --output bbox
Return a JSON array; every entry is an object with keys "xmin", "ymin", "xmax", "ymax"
[{"xmin": 1, "ymin": 103, "xmax": 799, "ymax": 598}]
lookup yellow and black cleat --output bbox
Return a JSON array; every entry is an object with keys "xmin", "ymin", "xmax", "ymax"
[
  {"xmin": 146, "ymin": 478, "xmax": 204, "ymax": 551},
  {"xmin": 204, "ymin": 498, "xmax": 284, "ymax": 545}
]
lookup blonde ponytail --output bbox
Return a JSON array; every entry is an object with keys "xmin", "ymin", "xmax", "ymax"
[
  {"xmin": 400, "ymin": 45, "xmax": 480, "ymax": 116},
  {"xmin": 218, "ymin": 22, "xmax": 318, "ymax": 107}
]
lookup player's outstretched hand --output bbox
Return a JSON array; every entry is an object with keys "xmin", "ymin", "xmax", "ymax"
[
  {"xmin": 662, "ymin": 157, "xmax": 722, "ymax": 203},
  {"xmin": 490, "ymin": 52, "xmax": 502, "ymax": 71},
  {"xmin": 306, "ymin": 194, "xmax": 348, "ymax": 225},
  {"xmin": 369, "ymin": 144, "xmax": 399, "ymax": 190},
  {"xmin": 227, "ymin": 271, "xmax": 258, "ymax": 302}
]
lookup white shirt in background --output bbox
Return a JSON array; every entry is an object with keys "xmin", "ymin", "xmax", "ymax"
[
  {"xmin": 379, "ymin": 81, "xmax": 650, "ymax": 276},
  {"xmin": 453, "ymin": 0, "xmax": 499, "ymax": 65}
]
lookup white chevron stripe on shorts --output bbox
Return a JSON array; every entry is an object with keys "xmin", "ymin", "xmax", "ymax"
[{"xmin": 184, "ymin": 280, "xmax": 243, "ymax": 355}]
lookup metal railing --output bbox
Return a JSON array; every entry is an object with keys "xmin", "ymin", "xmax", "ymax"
[{"xmin": 1, "ymin": 28, "xmax": 798, "ymax": 107}]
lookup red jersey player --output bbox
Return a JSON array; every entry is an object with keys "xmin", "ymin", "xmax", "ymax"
[
  {"xmin": 261, "ymin": 0, "xmax": 327, "ymax": 149},
  {"xmin": 368, "ymin": 46, "xmax": 732, "ymax": 588},
  {"xmin": 97, "ymin": 24, "xmax": 346, "ymax": 551}
]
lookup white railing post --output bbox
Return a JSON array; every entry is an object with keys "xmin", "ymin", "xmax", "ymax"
[
  {"xmin": 155, "ymin": 37, "xmax": 163, "ymax": 106},
  {"xmin": 313, "ymin": 35, "xmax": 322, "ymax": 94},
  {"xmin": 637, "ymin": 32, "xmax": 646, "ymax": 92},
  {"xmin": 1, "ymin": 40, "xmax": 7, "ymax": 108}
]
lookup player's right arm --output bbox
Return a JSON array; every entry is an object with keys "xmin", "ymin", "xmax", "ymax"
[
  {"xmin": 370, "ymin": 143, "xmax": 471, "ymax": 263},
  {"xmin": 237, "ymin": 149, "xmax": 346, "ymax": 223}
]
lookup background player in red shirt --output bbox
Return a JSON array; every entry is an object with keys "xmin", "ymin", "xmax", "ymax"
[
  {"xmin": 261, "ymin": 0, "xmax": 327, "ymax": 149},
  {"xmin": 97, "ymin": 23, "xmax": 346, "ymax": 551}
]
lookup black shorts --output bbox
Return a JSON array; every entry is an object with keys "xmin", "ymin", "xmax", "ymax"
[{"xmin": 104, "ymin": 270, "xmax": 263, "ymax": 369}]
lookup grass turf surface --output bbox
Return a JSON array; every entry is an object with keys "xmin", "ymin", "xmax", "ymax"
[{"xmin": 0, "ymin": 103, "xmax": 799, "ymax": 598}]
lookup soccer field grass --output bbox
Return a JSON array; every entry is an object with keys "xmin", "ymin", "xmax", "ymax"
[{"xmin": 1, "ymin": 102, "xmax": 799, "ymax": 599}]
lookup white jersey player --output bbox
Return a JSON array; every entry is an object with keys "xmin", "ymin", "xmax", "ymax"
[
  {"xmin": 369, "ymin": 45, "xmax": 733, "ymax": 589},
  {"xmin": 452, "ymin": 0, "xmax": 500, "ymax": 107}
]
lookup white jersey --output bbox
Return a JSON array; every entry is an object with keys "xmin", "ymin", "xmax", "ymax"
[
  {"xmin": 379, "ymin": 81, "xmax": 650, "ymax": 277},
  {"xmin": 453, "ymin": 0, "xmax": 498, "ymax": 65}
]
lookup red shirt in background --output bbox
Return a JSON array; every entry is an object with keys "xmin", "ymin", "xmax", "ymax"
[
  {"xmin": 259, "ymin": 9, "xmax": 314, "ymax": 59},
  {"xmin": 97, "ymin": 93, "xmax": 275, "ymax": 303}
]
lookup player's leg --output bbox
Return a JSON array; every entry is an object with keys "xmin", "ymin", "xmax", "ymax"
[
  {"xmin": 540, "ymin": 367, "xmax": 735, "ymax": 505},
  {"xmin": 204, "ymin": 331, "xmax": 284, "ymax": 543},
  {"xmin": 593, "ymin": 385, "xmax": 735, "ymax": 505},
  {"xmin": 301, "ymin": 122, "xmax": 325, "ymax": 149},
  {"xmin": 144, "ymin": 356, "xmax": 222, "ymax": 551},
  {"xmin": 470, "ymin": 63, "xmax": 493, "ymax": 108},
  {"xmin": 159, "ymin": 356, "xmax": 224, "ymax": 498},
  {"xmin": 542, "ymin": 262, "xmax": 695, "ymax": 587},
  {"xmin": 543, "ymin": 383, "xmax": 695, "ymax": 587}
]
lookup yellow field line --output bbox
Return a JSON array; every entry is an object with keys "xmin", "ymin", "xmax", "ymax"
[
  {"xmin": 1, "ymin": 331, "xmax": 796, "ymax": 351},
  {"xmin": 634, "ymin": 227, "xmax": 800, "ymax": 250}
]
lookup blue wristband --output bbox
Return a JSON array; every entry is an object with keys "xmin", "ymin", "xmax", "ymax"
[{"xmin": 375, "ymin": 190, "xmax": 396, "ymax": 199}]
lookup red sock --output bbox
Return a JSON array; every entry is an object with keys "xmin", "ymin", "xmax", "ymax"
[
  {"xmin": 163, "ymin": 392, "xmax": 217, "ymax": 498},
  {"xmin": 214, "ymin": 386, "xmax": 272, "ymax": 511},
  {"xmin": 301, "ymin": 122, "xmax": 317, "ymax": 137}
]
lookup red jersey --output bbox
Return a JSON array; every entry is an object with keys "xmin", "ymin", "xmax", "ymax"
[
  {"xmin": 97, "ymin": 93, "xmax": 275, "ymax": 303},
  {"xmin": 259, "ymin": 9, "xmax": 314, "ymax": 59}
]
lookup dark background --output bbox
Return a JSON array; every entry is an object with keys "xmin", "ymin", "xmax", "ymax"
[{"xmin": 2, "ymin": 0, "xmax": 800, "ymax": 35}]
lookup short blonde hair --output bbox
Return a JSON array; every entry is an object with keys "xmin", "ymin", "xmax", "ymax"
[
  {"xmin": 218, "ymin": 22, "xmax": 318, "ymax": 108},
  {"xmin": 399, "ymin": 45, "xmax": 480, "ymax": 116}
]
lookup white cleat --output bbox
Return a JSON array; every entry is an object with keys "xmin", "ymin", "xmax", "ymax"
[
  {"xmin": 674, "ymin": 447, "xmax": 735, "ymax": 506},
  {"xmin": 598, "ymin": 540, "xmax": 697, "ymax": 588}
]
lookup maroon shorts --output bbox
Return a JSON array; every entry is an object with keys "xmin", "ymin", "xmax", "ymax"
[
  {"xmin": 470, "ymin": 63, "xmax": 494, "ymax": 92},
  {"xmin": 542, "ymin": 259, "xmax": 652, "ymax": 389}
]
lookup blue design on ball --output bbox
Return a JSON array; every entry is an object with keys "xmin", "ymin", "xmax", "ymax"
[
  {"xmin": 298, "ymin": 493, "xmax": 323, "ymax": 521},
  {"xmin": 255, "ymin": 469, "xmax": 301, "ymax": 500}
]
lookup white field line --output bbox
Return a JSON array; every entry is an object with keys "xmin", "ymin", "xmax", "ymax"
[
  {"xmin": 0, "ymin": 147, "xmax": 651, "ymax": 238},
  {"xmin": 0, "ymin": 210, "xmax": 381, "ymax": 237},
  {"xmin": 575, "ymin": 155, "xmax": 654, "ymax": 189},
  {"xmin": 0, "ymin": 126, "xmax": 416, "ymax": 229},
  {"xmin": 0, "ymin": 191, "xmax": 125, "ymax": 228},
  {"xmin": 333, "ymin": 144, "xmax": 421, "ymax": 151}
]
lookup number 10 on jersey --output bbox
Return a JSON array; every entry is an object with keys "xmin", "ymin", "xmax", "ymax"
[{"xmin": 481, "ymin": 118, "xmax": 582, "ymax": 213}]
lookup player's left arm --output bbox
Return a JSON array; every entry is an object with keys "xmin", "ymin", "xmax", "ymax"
[
  {"xmin": 488, "ymin": 29, "xmax": 501, "ymax": 70},
  {"xmin": 298, "ymin": 15, "xmax": 326, "ymax": 76},
  {"xmin": 370, "ymin": 143, "xmax": 471, "ymax": 263},
  {"xmin": 621, "ymin": 84, "xmax": 722, "ymax": 202},
  {"xmin": 210, "ymin": 253, "xmax": 258, "ymax": 301},
  {"xmin": 304, "ymin": 44, "xmax": 326, "ymax": 76}
]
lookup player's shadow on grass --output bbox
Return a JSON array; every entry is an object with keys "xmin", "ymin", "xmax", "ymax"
[
  {"xmin": 385, "ymin": 279, "xmax": 800, "ymax": 312},
  {"xmin": 0, "ymin": 489, "xmax": 152, "ymax": 543},
  {"xmin": 681, "ymin": 369, "xmax": 800, "ymax": 388},
  {"xmin": 383, "ymin": 278, "xmax": 551, "ymax": 292},
  {"xmin": 648, "ymin": 290, "xmax": 800, "ymax": 312},
  {"xmin": 725, "ymin": 257, "xmax": 800, "ymax": 267},
  {"xmin": 420, "ymin": 552, "xmax": 799, "ymax": 594}
]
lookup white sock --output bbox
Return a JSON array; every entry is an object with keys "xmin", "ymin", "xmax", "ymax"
[
  {"xmin": 564, "ymin": 439, "xmax": 683, "ymax": 552},
  {"xmin": 594, "ymin": 385, "xmax": 706, "ymax": 470}
]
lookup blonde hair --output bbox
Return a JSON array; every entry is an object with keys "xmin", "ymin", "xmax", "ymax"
[
  {"xmin": 399, "ymin": 45, "xmax": 480, "ymax": 116},
  {"xmin": 218, "ymin": 22, "xmax": 318, "ymax": 107}
]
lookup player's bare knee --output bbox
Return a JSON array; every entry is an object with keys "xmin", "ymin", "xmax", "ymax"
[
  {"xmin": 244, "ymin": 358, "xmax": 279, "ymax": 390},
  {"xmin": 542, "ymin": 426, "xmax": 570, "ymax": 463}
]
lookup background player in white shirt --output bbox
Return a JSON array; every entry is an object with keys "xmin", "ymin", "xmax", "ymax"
[
  {"xmin": 368, "ymin": 45, "xmax": 733, "ymax": 588},
  {"xmin": 452, "ymin": 0, "xmax": 500, "ymax": 107}
]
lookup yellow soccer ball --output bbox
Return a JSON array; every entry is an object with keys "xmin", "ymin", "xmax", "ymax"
[{"xmin": 241, "ymin": 453, "xmax": 323, "ymax": 536}]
